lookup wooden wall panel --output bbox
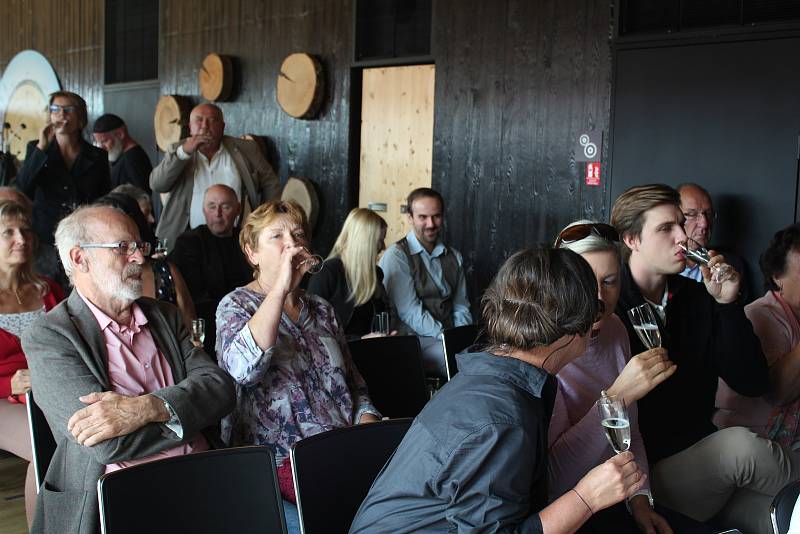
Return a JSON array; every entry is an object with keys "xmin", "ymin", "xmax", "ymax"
[
  {"xmin": 0, "ymin": 0, "xmax": 104, "ymax": 135},
  {"xmin": 432, "ymin": 0, "xmax": 613, "ymax": 308},
  {"xmin": 158, "ymin": 0, "xmax": 355, "ymax": 253}
]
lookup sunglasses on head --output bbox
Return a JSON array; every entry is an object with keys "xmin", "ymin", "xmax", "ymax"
[{"xmin": 555, "ymin": 223, "xmax": 619, "ymax": 248}]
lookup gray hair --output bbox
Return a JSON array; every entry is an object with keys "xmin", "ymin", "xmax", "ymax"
[
  {"xmin": 556, "ymin": 219, "xmax": 621, "ymax": 261},
  {"xmin": 111, "ymin": 184, "xmax": 151, "ymax": 205},
  {"xmin": 54, "ymin": 206, "xmax": 98, "ymax": 281}
]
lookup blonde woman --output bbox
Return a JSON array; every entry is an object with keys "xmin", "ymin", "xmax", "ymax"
[
  {"xmin": 307, "ymin": 208, "xmax": 393, "ymax": 338},
  {"xmin": 0, "ymin": 200, "xmax": 65, "ymax": 526}
]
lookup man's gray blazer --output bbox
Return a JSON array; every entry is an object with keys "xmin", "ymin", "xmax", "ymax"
[
  {"xmin": 150, "ymin": 135, "xmax": 281, "ymax": 249},
  {"xmin": 22, "ymin": 291, "xmax": 236, "ymax": 534}
]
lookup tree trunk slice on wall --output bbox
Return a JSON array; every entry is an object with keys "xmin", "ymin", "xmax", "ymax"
[
  {"xmin": 281, "ymin": 177, "xmax": 320, "ymax": 230},
  {"xmin": 154, "ymin": 95, "xmax": 191, "ymax": 152},
  {"xmin": 199, "ymin": 53, "xmax": 233, "ymax": 102},
  {"xmin": 276, "ymin": 53, "xmax": 324, "ymax": 119}
]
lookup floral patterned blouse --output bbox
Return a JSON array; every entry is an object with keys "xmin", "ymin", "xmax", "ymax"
[{"xmin": 216, "ymin": 287, "xmax": 379, "ymax": 465}]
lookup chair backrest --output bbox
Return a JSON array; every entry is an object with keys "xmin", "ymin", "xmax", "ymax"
[
  {"xmin": 771, "ymin": 479, "xmax": 800, "ymax": 534},
  {"xmin": 98, "ymin": 446, "xmax": 286, "ymax": 534},
  {"xmin": 348, "ymin": 335, "xmax": 428, "ymax": 418},
  {"xmin": 441, "ymin": 324, "xmax": 479, "ymax": 380},
  {"xmin": 291, "ymin": 418, "xmax": 413, "ymax": 534},
  {"xmin": 25, "ymin": 390, "xmax": 57, "ymax": 492}
]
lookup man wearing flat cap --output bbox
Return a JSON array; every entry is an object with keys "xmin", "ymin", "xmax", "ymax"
[{"xmin": 92, "ymin": 114, "xmax": 152, "ymax": 193}]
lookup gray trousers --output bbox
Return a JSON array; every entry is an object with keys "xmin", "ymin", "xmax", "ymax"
[{"xmin": 652, "ymin": 426, "xmax": 800, "ymax": 534}]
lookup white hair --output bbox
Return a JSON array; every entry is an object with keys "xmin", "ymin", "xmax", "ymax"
[{"xmin": 54, "ymin": 205, "xmax": 99, "ymax": 281}]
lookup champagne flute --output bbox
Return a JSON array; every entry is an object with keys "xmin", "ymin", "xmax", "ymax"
[
  {"xmin": 597, "ymin": 395, "xmax": 631, "ymax": 453},
  {"xmin": 371, "ymin": 311, "xmax": 390, "ymax": 334},
  {"xmin": 297, "ymin": 247, "xmax": 324, "ymax": 274},
  {"xmin": 627, "ymin": 303, "xmax": 661, "ymax": 349},
  {"xmin": 678, "ymin": 237, "xmax": 731, "ymax": 283},
  {"xmin": 191, "ymin": 318, "xmax": 205, "ymax": 345}
]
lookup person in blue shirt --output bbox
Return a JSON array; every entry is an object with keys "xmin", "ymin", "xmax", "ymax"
[
  {"xmin": 351, "ymin": 246, "xmax": 647, "ymax": 534},
  {"xmin": 379, "ymin": 188, "xmax": 472, "ymax": 377}
]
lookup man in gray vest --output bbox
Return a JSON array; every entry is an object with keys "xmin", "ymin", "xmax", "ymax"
[{"xmin": 379, "ymin": 187, "xmax": 472, "ymax": 377}]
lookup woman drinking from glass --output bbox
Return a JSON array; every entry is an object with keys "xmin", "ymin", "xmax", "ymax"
[{"xmin": 216, "ymin": 200, "xmax": 380, "ymax": 532}]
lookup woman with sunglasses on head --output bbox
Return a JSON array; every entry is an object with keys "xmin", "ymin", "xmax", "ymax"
[
  {"xmin": 0, "ymin": 200, "xmax": 64, "ymax": 527},
  {"xmin": 307, "ymin": 208, "xmax": 393, "ymax": 339},
  {"xmin": 16, "ymin": 92, "xmax": 111, "ymax": 283},
  {"xmin": 549, "ymin": 221, "xmax": 714, "ymax": 533}
]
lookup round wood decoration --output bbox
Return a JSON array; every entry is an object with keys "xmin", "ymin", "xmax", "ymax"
[
  {"xmin": 199, "ymin": 53, "xmax": 233, "ymax": 102},
  {"xmin": 281, "ymin": 177, "xmax": 320, "ymax": 230},
  {"xmin": 276, "ymin": 53, "xmax": 324, "ymax": 119},
  {"xmin": 153, "ymin": 95, "xmax": 191, "ymax": 152}
]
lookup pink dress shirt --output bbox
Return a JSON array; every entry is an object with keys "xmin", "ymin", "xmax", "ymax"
[{"xmin": 78, "ymin": 291, "xmax": 207, "ymax": 472}]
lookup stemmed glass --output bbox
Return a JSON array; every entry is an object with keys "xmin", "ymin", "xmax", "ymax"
[
  {"xmin": 297, "ymin": 248, "xmax": 325, "ymax": 275},
  {"xmin": 597, "ymin": 395, "xmax": 631, "ymax": 453},
  {"xmin": 191, "ymin": 318, "xmax": 205, "ymax": 345},
  {"xmin": 678, "ymin": 237, "xmax": 731, "ymax": 283},
  {"xmin": 627, "ymin": 303, "xmax": 661, "ymax": 349}
]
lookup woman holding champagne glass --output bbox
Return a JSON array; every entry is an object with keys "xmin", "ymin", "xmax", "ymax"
[
  {"xmin": 216, "ymin": 200, "xmax": 380, "ymax": 533},
  {"xmin": 549, "ymin": 221, "xmax": 716, "ymax": 533}
]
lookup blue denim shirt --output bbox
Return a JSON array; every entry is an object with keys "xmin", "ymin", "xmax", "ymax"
[{"xmin": 350, "ymin": 351, "xmax": 554, "ymax": 533}]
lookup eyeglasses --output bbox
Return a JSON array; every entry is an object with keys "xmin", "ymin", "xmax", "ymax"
[
  {"xmin": 682, "ymin": 210, "xmax": 716, "ymax": 221},
  {"xmin": 79, "ymin": 241, "xmax": 152, "ymax": 256},
  {"xmin": 49, "ymin": 104, "xmax": 76, "ymax": 114},
  {"xmin": 555, "ymin": 223, "xmax": 619, "ymax": 248}
]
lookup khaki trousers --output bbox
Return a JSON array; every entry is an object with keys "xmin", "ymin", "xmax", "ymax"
[{"xmin": 652, "ymin": 426, "xmax": 800, "ymax": 534}]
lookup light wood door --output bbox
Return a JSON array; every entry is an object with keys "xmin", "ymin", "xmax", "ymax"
[{"xmin": 358, "ymin": 65, "xmax": 435, "ymax": 245}]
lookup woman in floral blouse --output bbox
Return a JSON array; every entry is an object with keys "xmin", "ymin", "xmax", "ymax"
[{"xmin": 216, "ymin": 200, "xmax": 380, "ymax": 531}]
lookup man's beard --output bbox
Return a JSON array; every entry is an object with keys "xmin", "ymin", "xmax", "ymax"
[
  {"xmin": 96, "ymin": 261, "xmax": 144, "ymax": 301},
  {"xmin": 107, "ymin": 138, "xmax": 124, "ymax": 163}
]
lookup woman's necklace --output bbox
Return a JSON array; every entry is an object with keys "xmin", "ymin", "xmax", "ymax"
[{"xmin": 1, "ymin": 286, "xmax": 22, "ymax": 305}]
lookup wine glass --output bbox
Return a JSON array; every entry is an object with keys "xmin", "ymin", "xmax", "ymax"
[
  {"xmin": 297, "ymin": 248, "xmax": 325, "ymax": 274},
  {"xmin": 597, "ymin": 395, "xmax": 631, "ymax": 453},
  {"xmin": 627, "ymin": 303, "xmax": 661, "ymax": 349},
  {"xmin": 191, "ymin": 318, "xmax": 205, "ymax": 345},
  {"xmin": 154, "ymin": 238, "xmax": 168, "ymax": 257},
  {"xmin": 678, "ymin": 237, "xmax": 731, "ymax": 283}
]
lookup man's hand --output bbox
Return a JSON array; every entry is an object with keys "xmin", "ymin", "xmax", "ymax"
[
  {"xmin": 181, "ymin": 132, "xmax": 214, "ymax": 155},
  {"xmin": 606, "ymin": 348, "xmax": 676, "ymax": 404},
  {"xmin": 630, "ymin": 495, "xmax": 673, "ymax": 534},
  {"xmin": 358, "ymin": 413, "xmax": 380, "ymax": 424},
  {"xmin": 67, "ymin": 391, "xmax": 170, "ymax": 447},
  {"xmin": 701, "ymin": 251, "xmax": 740, "ymax": 304},
  {"xmin": 10, "ymin": 369, "xmax": 31, "ymax": 396},
  {"xmin": 574, "ymin": 452, "xmax": 647, "ymax": 513}
]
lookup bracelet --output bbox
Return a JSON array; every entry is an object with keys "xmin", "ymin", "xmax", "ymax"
[{"xmin": 571, "ymin": 488, "xmax": 593, "ymax": 515}]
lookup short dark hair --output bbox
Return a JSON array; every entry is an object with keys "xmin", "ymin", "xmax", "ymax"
[
  {"xmin": 407, "ymin": 188, "xmax": 444, "ymax": 215},
  {"xmin": 93, "ymin": 113, "xmax": 125, "ymax": 133},
  {"xmin": 481, "ymin": 246, "xmax": 598, "ymax": 352},
  {"xmin": 49, "ymin": 91, "xmax": 88, "ymax": 131},
  {"xmin": 611, "ymin": 184, "xmax": 681, "ymax": 260},
  {"xmin": 760, "ymin": 223, "xmax": 800, "ymax": 291}
]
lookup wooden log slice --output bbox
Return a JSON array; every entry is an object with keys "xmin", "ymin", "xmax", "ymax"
[
  {"xmin": 281, "ymin": 177, "xmax": 320, "ymax": 230},
  {"xmin": 199, "ymin": 53, "xmax": 233, "ymax": 102},
  {"xmin": 154, "ymin": 95, "xmax": 192, "ymax": 152},
  {"xmin": 276, "ymin": 53, "xmax": 324, "ymax": 119}
]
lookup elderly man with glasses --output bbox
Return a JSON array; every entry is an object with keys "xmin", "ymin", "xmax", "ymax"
[
  {"xmin": 678, "ymin": 182, "xmax": 751, "ymax": 303},
  {"xmin": 21, "ymin": 205, "xmax": 235, "ymax": 534}
]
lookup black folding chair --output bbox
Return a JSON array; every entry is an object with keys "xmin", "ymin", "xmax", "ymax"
[
  {"xmin": 348, "ymin": 335, "xmax": 428, "ymax": 418},
  {"xmin": 25, "ymin": 390, "xmax": 57, "ymax": 491},
  {"xmin": 98, "ymin": 446, "xmax": 286, "ymax": 534},
  {"xmin": 291, "ymin": 418, "xmax": 413, "ymax": 534},
  {"xmin": 771, "ymin": 479, "xmax": 800, "ymax": 534},
  {"xmin": 441, "ymin": 324, "xmax": 479, "ymax": 380}
]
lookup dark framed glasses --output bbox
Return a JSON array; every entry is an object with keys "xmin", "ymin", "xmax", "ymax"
[
  {"xmin": 79, "ymin": 241, "xmax": 152, "ymax": 256},
  {"xmin": 555, "ymin": 223, "xmax": 619, "ymax": 248},
  {"xmin": 49, "ymin": 104, "xmax": 76, "ymax": 114}
]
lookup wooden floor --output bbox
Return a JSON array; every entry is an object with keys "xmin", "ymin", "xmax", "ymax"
[{"xmin": 0, "ymin": 452, "xmax": 28, "ymax": 534}]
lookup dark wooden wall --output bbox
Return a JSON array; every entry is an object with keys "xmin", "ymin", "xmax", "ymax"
[
  {"xmin": 159, "ymin": 0, "xmax": 355, "ymax": 252},
  {"xmin": 0, "ymin": 0, "xmax": 104, "ymax": 131},
  {"xmin": 432, "ymin": 0, "xmax": 613, "ymax": 305},
  {"xmin": 0, "ymin": 0, "xmax": 615, "ymax": 306}
]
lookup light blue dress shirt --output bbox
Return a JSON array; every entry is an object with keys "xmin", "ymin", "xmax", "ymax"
[
  {"xmin": 379, "ymin": 231, "xmax": 472, "ymax": 338},
  {"xmin": 680, "ymin": 263, "xmax": 703, "ymax": 283}
]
